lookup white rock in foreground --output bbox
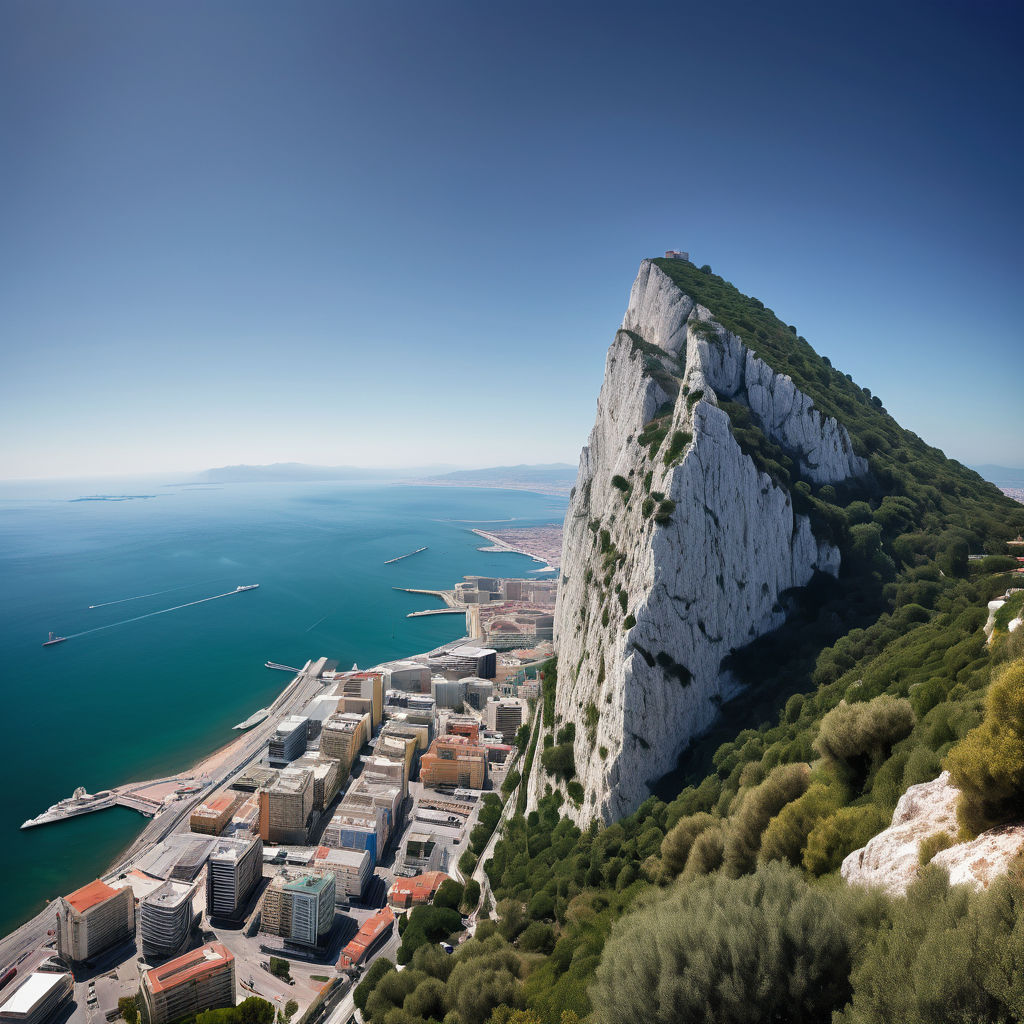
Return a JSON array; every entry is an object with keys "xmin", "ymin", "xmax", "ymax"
[{"xmin": 841, "ymin": 770, "xmax": 1024, "ymax": 895}]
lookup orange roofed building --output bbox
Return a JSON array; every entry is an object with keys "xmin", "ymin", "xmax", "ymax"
[
  {"xmin": 141, "ymin": 942, "xmax": 235, "ymax": 1024},
  {"xmin": 189, "ymin": 793, "xmax": 238, "ymax": 836},
  {"xmin": 337, "ymin": 907, "xmax": 394, "ymax": 970},
  {"xmin": 56, "ymin": 879, "xmax": 135, "ymax": 963},
  {"xmin": 387, "ymin": 871, "xmax": 449, "ymax": 911}
]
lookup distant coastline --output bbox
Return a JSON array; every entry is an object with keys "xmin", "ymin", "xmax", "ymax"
[{"xmin": 471, "ymin": 525, "xmax": 563, "ymax": 569}]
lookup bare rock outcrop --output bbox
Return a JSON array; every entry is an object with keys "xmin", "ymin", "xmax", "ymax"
[
  {"xmin": 549, "ymin": 260, "xmax": 865, "ymax": 824},
  {"xmin": 841, "ymin": 770, "xmax": 1024, "ymax": 894}
]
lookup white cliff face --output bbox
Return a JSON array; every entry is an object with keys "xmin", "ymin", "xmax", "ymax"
[
  {"xmin": 841, "ymin": 771, "xmax": 1024, "ymax": 894},
  {"xmin": 549, "ymin": 260, "xmax": 865, "ymax": 824}
]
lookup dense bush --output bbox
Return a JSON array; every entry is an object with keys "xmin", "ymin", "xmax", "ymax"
[
  {"xmin": 947, "ymin": 658, "xmax": 1024, "ymax": 835},
  {"xmin": 589, "ymin": 862, "xmax": 881, "ymax": 1024},
  {"xmin": 396, "ymin": 905, "xmax": 463, "ymax": 964}
]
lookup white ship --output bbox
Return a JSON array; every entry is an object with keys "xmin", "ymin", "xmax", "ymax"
[
  {"xmin": 235, "ymin": 584, "xmax": 259, "ymax": 592},
  {"xmin": 21, "ymin": 787, "xmax": 116, "ymax": 829}
]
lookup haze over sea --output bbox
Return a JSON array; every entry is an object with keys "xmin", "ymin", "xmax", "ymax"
[{"xmin": 0, "ymin": 479, "xmax": 565, "ymax": 936}]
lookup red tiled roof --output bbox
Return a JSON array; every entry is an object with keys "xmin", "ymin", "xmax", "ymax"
[
  {"xmin": 146, "ymin": 943, "xmax": 234, "ymax": 994},
  {"xmin": 65, "ymin": 879, "xmax": 119, "ymax": 914},
  {"xmin": 387, "ymin": 871, "xmax": 448, "ymax": 909},
  {"xmin": 338, "ymin": 907, "xmax": 394, "ymax": 968}
]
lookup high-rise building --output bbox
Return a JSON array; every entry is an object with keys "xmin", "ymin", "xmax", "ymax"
[
  {"xmin": 486, "ymin": 698, "xmax": 525, "ymax": 744},
  {"xmin": 206, "ymin": 837, "xmax": 262, "ymax": 921},
  {"xmin": 140, "ymin": 943, "xmax": 235, "ymax": 1024},
  {"xmin": 291, "ymin": 754, "xmax": 343, "ymax": 813},
  {"xmin": 419, "ymin": 735, "xmax": 488, "ymax": 790},
  {"xmin": 139, "ymin": 880, "xmax": 195, "ymax": 961},
  {"xmin": 268, "ymin": 716, "xmax": 308, "ymax": 766},
  {"xmin": 259, "ymin": 766, "xmax": 314, "ymax": 844},
  {"xmin": 260, "ymin": 874, "xmax": 335, "ymax": 947},
  {"xmin": 335, "ymin": 671, "xmax": 384, "ymax": 729},
  {"xmin": 312, "ymin": 846, "xmax": 372, "ymax": 904},
  {"xmin": 56, "ymin": 879, "xmax": 135, "ymax": 963},
  {"xmin": 0, "ymin": 973, "xmax": 73, "ymax": 1024},
  {"xmin": 431, "ymin": 677, "xmax": 466, "ymax": 709},
  {"xmin": 320, "ymin": 712, "xmax": 370, "ymax": 771}
]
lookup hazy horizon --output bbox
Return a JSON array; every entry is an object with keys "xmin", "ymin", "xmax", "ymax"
[{"xmin": 2, "ymin": 2, "xmax": 1022, "ymax": 478}]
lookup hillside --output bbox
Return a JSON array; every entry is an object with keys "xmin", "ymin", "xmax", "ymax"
[{"xmin": 354, "ymin": 259, "xmax": 1024, "ymax": 1024}]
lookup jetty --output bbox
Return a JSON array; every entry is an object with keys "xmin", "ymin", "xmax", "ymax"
[
  {"xmin": 407, "ymin": 608, "xmax": 466, "ymax": 618},
  {"xmin": 265, "ymin": 661, "xmax": 299, "ymax": 673},
  {"xmin": 385, "ymin": 546, "xmax": 428, "ymax": 565},
  {"xmin": 233, "ymin": 708, "xmax": 270, "ymax": 730}
]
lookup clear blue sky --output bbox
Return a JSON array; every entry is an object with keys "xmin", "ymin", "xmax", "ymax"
[{"xmin": 1, "ymin": 1, "xmax": 1021, "ymax": 479}]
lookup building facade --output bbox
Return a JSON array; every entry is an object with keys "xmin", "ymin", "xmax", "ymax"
[
  {"xmin": 206, "ymin": 837, "xmax": 263, "ymax": 921},
  {"xmin": 0, "ymin": 972, "xmax": 73, "ymax": 1024},
  {"xmin": 56, "ymin": 880, "xmax": 135, "ymax": 963},
  {"xmin": 140, "ymin": 943, "xmax": 235, "ymax": 1024},
  {"xmin": 140, "ymin": 880, "xmax": 195, "ymax": 961}
]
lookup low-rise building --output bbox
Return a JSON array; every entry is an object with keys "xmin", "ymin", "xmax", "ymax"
[
  {"xmin": 445, "ymin": 714, "xmax": 481, "ymax": 743},
  {"xmin": 189, "ymin": 793, "xmax": 238, "ymax": 836},
  {"xmin": 388, "ymin": 870, "xmax": 448, "ymax": 910},
  {"xmin": 140, "ymin": 943, "xmax": 235, "ymax": 1024},
  {"xmin": 56, "ymin": 879, "xmax": 135, "ymax": 963},
  {"xmin": 398, "ymin": 832, "xmax": 443, "ymax": 876},
  {"xmin": 337, "ymin": 907, "xmax": 394, "ymax": 970},
  {"xmin": 312, "ymin": 846, "xmax": 373, "ymax": 903},
  {"xmin": 0, "ymin": 973, "xmax": 73, "ymax": 1024}
]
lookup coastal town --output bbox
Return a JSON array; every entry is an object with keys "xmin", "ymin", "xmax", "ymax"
[{"xmin": 0, "ymin": 546, "xmax": 560, "ymax": 1024}]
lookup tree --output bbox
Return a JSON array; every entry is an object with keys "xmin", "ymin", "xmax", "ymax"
[
  {"xmin": 658, "ymin": 812, "xmax": 717, "ymax": 880},
  {"xmin": 813, "ymin": 695, "xmax": 915, "ymax": 786},
  {"xmin": 268, "ymin": 957, "xmax": 291, "ymax": 981},
  {"xmin": 462, "ymin": 878, "xmax": 481, "ymax": 912},
  {"xmin": 353, "ymin": 958, "xmax": 394, "ymax": 1013},
  {"xmin": 434, "ymin": 878, "xmax": 465, "ymax": 911},
  {"xmin": 514, "ymin": 724, "xmax": 531, "ymax": 749},
  {"xmin": 118, "ymin": 998, "xmax": 138, "ymax": 1024},
  {"xmin": 947, "ymin": 658, "xmax": 1024, "ymax": 835},
  {"xmin": 282, "ymin": 1001, "xmax": 297, "ymax": 1023},
  {"xmin": 589, "ymin": 862, "xmax": 876, "ymax": 1024}
]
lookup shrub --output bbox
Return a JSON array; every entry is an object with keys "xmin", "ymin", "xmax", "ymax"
[
  {"xmin": 567, "ymin": 781, "xmax": 584, "ymax": 804},
  {"xmin": 589, "ymin": 862, "xmax": 875, "ymax": 1024},
  {"xmin": 918, "ymin": 830, "xmax": 956, "ymax": 866},
  {"xmin": 722, "ymin": 763, "xmax": 810, "ymax": 876},
  {"xmin": 434, "ymin": 878, "xmax": 465, "ymax": 911},
  {"xmin": 461, "ymin": 878, "xmax": 481, "ymax": 912},
  {"xmin": 759, "ymin": 781, "xmax": 844, "ymax": 866},
  {"xmin": 518, "ymin": 921, "xmax": 556, "ymax": 953},
  {"xmin": 813, "ymin": 695, "xmax": 915, "ymax": 785},
  {"xmin": 396, "ymin": 905, "xmax": 463, "ymax": 964},
  {"xmin": 542, "ymin": 743, "xmax": 576, "ymax": 780},
  {"xmin": 659, "ymin": 811, "xmax": 718, "ymax": 880},
  {"xmin": 803, "ymin": 804, "xmax": 889, "ymax": 875},
  {"xmin": 947, "ymin": 658, "xmax": 1024, "ymax": 835},
  {"xmin": 459, "ymin": 850, "xmax": 478, "ymax": 876}
]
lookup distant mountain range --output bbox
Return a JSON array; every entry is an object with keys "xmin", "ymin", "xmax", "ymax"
[
  {"xmin": 416, "ymin": 463, "xmax": 577, "ymax": 495},
  {"xmin": 196, "ymin": 462, "xmax": 458, "ymax": 483},
  {"xmin": 972, "ymin": 464, "xmax": 1024, "ymax": 488},
  {"xmin": 196, "ymin": 461, "xmax": 577, "ymax": 494}
]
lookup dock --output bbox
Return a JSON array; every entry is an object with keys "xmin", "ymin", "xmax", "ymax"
[
  {"xmin": 234, "ymin": 708, "xmax": 270, "ymax": 730},
  {"xmin": 265, "ymin": 661, "xmax": 299, "ymax": 672},
  {"xmin": 384, "ymin": 546, "xmax": 427, "ymax": 565},
  {"xmin": 406, "ymin": 608, "xmax": 466, "ymax": 618}
]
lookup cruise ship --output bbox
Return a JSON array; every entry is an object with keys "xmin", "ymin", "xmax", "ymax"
[
  {"xmin": 22, "ymin": 787, "xmax": 116, "ymax": 829},
  {"xmin": 235, "ymin": 584, "xmax": 260, "ymax": 592}
]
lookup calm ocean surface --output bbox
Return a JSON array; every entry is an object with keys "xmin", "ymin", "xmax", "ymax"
[{"xmin": 0, "ymin": 478, "xmax": 566, "ymax": 936}]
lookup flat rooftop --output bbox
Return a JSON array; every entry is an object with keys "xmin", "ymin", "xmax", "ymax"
[
  {"xmin": 146, "ymin": 943, "xmax": 233, "ymax": 994},
  {"xmin": 0, "ymin": 973, "xmax": 69, "ymax": 1015},
  {"xmin": 143, "ymin": 879, "xmax": 194, "ymax": 909}
]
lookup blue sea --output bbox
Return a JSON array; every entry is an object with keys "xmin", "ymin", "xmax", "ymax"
[{"xmin": 0, "ymin": 478, "xmax": 566, "ymax": 936}]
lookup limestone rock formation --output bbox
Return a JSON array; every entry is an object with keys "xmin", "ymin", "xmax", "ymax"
[
  {"xmin": 841, "ymin": 770, "xmax": 1024, "ymax": 894},
  {"xmin": 549, "ymin": 260, "xmax": 866, "ymax": 824}
]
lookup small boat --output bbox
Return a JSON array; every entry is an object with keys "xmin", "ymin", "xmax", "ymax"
[
  {"xmin": 42, "ymin": 632, "xmax": 67, "ymax": 647},
  {"xmin": 235, "ymin": 584, "xmax": 260, "ymax": 592}
]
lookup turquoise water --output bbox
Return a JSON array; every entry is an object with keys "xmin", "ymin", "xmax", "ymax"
[{"xmin": 0, "ymin": 479, "xmax": 565, "ymax": 936}]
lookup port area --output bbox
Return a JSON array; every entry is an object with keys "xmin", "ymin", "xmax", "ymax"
[{"xmin": 21, "ymin": 776, "xmax": 207, "ymax": 830}]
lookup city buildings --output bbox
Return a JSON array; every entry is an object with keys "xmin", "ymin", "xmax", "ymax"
[
  {"xmin": 398, "ymin": 833, "xmax": 443, "ymax": 876},
  {"xmin": 333, "ymin": 670, "xmax": 385, "ymax": 728},
  {"xmin": 337, "ymin": 907, "xmax": 394, "ymax": 970},
  {"xmin": 429, "ymin": 645, "xmax": 497, "ymax": 679},
  {"xmin": 140, "ymin": 943, "xmax": 235, "ymax": 1024},
  {"xmin": 268, "ymin": 716, "xmax": 309, "ymax": 766},
  {"xmin": 319, "ymin": 712, "xmax": 370, "ymax": 773},
  {"xmin": 56, "ymin": 879, "xmax": 135, "ymax": 963},
  {"xmin": 139, "ymin": 880, "xmax": 195, "ymax": 961},
  {"xmin": 291, "ymin": 753, "xmax": 343, "ymax": 814},
  {"xmin": 388, "ymin": 870, "xmax": 448, "ymax": 910},
  {"xmin": 431, "ymin": 677, "xmax": 466, "ymax": 709},
  {"xmin": 206, "ymin": 837, "xmax": 263, "ymax": 921},
  {"xmin": 419, "ymin": 735, "xmax": 488, "ymax": 789},
  {"xmin": 260, "ymin": 874, "xmax": 335, "ymax": 947},
  {"xmin": 189, "ymin": 793, "xmax": 238, "ymax": 836},
  {"xmin": 486, "ymin": 698, "xmax": 525, "ymax": 743},
  {"xmin": 312, "ymin": 845, "xmax": 372, "ymax": 903},
  {"xmin": 444, "ymin": 714, "xmax": 481, "ymax": 743},
  {"xmin": 259, "ymin": 766, "xmax": 313, "ymax": 845},
  {"xmin": 382, "ymin": 661, "xmax": 430, "ymax": 692},
  {"xmin": 0, "ymin": 973, "xmax": 73, "ymax": 1024},
  {"xmin": 463, "ymin": 677, "xmax": 494, "ymax": 710}
]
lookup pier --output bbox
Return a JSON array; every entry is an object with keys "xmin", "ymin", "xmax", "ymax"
[
  {"xmin": 406, "ymin": 608, "xmax": 466, "ymax": 618},
  {"xmin": 234, "ymin": 707, "xmax": 270, "ymax": 730},
  {"xmin": 265, "ymin": 661, "xmax": 299, "ymax": 672},
  {"xmin": 384, "ymin": 546, "xmax": 428, "ymax": 565}
]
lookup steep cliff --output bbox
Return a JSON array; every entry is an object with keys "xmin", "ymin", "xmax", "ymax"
[{"xmin": 550, "ymin": 260, "xmax": 868, "ymax": 823}]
